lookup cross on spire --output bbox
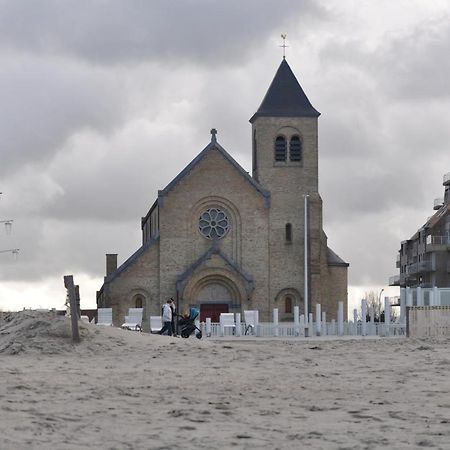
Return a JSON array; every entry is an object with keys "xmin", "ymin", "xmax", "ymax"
[
  {"xmin": 210, "ymin": 128, "xmax": 217, "ymax": 143},
  {"xmin": 280, "ymin": 34, "xmax": 288, "ymax": 59}
]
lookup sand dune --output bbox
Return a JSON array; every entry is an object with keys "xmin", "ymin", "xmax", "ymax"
[{"xmin": 1, "ymin": 311, "xmax": 450, "ymax": 449}]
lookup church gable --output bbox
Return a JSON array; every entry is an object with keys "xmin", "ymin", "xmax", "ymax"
[{"xmin": 158, "ymin": 131, "xmax": 270, "ymax": 208}]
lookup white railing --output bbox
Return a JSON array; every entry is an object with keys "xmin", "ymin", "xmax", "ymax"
[
  {"xmin": 200, "ymin": 320, "xmax": 406, "ymax": 338},
  {"xmin": 426, "ymin": 235, "xmax": 450, "ymax": 246}
]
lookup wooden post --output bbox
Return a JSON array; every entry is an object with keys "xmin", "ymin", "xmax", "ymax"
[{"xmin": 64, "ymin": 275, "xmax": 80, "ymax": 343}]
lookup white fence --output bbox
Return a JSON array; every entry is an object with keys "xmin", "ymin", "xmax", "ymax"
[
  {"xmin": 407, "ymin": 306, "xmax": 450, "ymax": 337},
  {"xmin": 199, "ymin": 302, "xmax": 407, "ymax": 339},
  {"xmin": 200, "ymin": 321, "xmax": 406, "ymax": 338}
]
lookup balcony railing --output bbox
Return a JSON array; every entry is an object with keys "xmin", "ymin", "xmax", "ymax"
[
  {"xmin": 434, "ymin": 197, "xmax": 444, "ymax": 210},
  {"xmin": 389, "ymin": 275, "xmax": 400, "ymax": 286},
  {"xmin": 406, "ymin": 260, "xmax": 435, "ymax": 275},
  {"xmin": 426, "ymin": 235, "xmax": 450, "ymax": 246}
]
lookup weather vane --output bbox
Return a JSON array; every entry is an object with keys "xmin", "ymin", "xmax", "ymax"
[{"xmin": 280, "ymin": 34, "xmax": 288, "ymax": 59}]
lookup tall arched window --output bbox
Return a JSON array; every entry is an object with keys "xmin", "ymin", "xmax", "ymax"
[
  {"xmin": 289, "ymin": 135, "xmax": 302, "ymax": 161},
  {"xmin": 274, "ymin": 136, "xmax": 287, "ymax": 161},
  {"xmin": 285, "ymin": 223, "xmax": 292, "ymax": 243},
  {"xmin": 285, "ymin": 296, "xmax": 293, "ymax": 314}
]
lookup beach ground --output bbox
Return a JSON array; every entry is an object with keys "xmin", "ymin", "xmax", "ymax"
[{"xmin": 1, "ymin": 311, "xmax": 449, "ymax": 449}]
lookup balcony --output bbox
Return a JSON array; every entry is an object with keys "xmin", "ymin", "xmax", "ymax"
[
  {"xmin": 406, "ymin": 260, "xmax": 435, "ymax": 275},
  {"xmin": 426, "ymin": 235, "xmax": 450, "ymax": 252},
  {"xmin": 444, "ymin": 172, "xmax": 450, "ymax": 186},
  {"xmin": 389, "ymin": 275, "xmax": 400, "ymax": 286},
  {"xmin": 434, "ymin": 197, "xmax": 444, "ymax": 210}
]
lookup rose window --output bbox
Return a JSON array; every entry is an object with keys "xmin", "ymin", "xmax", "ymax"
[{"xmin": 199, "ymin": 208, "xmax": 230, "ymax": 239}]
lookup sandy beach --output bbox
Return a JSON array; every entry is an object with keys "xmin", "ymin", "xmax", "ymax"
[{"xmin": 1, "ymin": 311, "xmax": 450, "ymax": 450}]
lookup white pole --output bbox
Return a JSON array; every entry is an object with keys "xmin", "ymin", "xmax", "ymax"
[
  {"xmin": 369, "ymin": 306, "xmax": 375, "ymax": 335},
  {"xmin": 384, "ymin": 296, "xmax": 391, "ymax": 336},
  {"xmin": 235, "ymin": 313, "xmax": 241, "ymax": 337},
  {"xmin": 299, "ymin": 314, "xmax": 305, "ymax": 337},
  {"xmin": 432, "ymin": 286, "xmax": 439, "ymax": 306},
  {"xmin": 400, "ymin": 288, "xmax": 406, "ymax": 323},
  {"xmin": 294, "ymin": 306, "xmax": 300, "ymax": 336},
  {"xmin": 406, "ymin": 286, "xmax": 412, "ymax": 307},
  {"xmin": 205, "ymin": 317, "xmax": 211, "ymax": 337},
  {"xmin": 338, "ymin": 301, "xmax": 344, "ymax": 336},
  {"xmin": 273, "ymin": 308, "xmax": 279, "ymax": 337},
  {"xmin": 361, "ymin": 299, "xmax": 367, "ymax": 336},
  {"xmin": 353, "ymin": 308, "xmax": 358, "ymax": 335},
  {"xmin": 304, "ymin": 194, "xmax": 309, "ymax": 335},
  {"xmin": 315, "ymin": 303, "xmax": 321, "ymax": 336},
  {"xmin": 309, "ymin": 313, "xmax": 313, "ymax": 335},
  {"xmin": 322, "ymin": 311, "xmax": 327, "ymax": 336}
]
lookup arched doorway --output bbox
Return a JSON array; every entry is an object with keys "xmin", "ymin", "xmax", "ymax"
[{"xmin": 196, "ymin": 281, "xmax": 234, "ymax": 322}]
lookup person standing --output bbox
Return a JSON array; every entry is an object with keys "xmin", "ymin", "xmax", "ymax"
[{"xmin": 158, "ymin": 299, "xmax": 173, "ymax": 336}]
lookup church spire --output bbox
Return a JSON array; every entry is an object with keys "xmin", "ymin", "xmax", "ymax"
[{"xmin": 250, "ymin": 59, "xmax": 320, "ymax": 122}]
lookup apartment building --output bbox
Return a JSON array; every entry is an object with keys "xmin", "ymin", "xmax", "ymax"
[{"xmin": 390, "ymin": 172, "xmax": 450, "ymax": 288}]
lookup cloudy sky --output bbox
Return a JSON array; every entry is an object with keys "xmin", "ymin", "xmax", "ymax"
[{"xmin": 1, "ymin": 0, "xmax": 449, "ymax": 313}]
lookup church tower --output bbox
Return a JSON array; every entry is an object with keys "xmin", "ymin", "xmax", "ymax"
[{"xmin": 250, "ymin": 58, "xmax": 327, "ymax": 316}]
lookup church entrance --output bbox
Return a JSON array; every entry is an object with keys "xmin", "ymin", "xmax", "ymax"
[
  {"xmin": 200, "ymin": 303, "xmax": 228, "ymax": 322},
  {"xmin": 195, "ymin": 282, "xmax": 233, "ymax": 322}
]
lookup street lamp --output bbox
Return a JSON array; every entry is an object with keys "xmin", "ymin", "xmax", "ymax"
[{"xmin": 1, "ymin": 192, "xmax": 19, "ymax": 257}]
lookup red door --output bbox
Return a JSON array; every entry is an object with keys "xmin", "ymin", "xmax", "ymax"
[{"xmin": 200, "ymin": 304, "xmax": 229, "ymax": 322}]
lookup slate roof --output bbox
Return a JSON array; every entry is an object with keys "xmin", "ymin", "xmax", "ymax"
[
  {"xmin": 250, "ymin": 59, "xmax": 320, "ymax": 122},
  {"xmin": 327, "ymin": 247, "xmax": 349, "ymax": 267}
]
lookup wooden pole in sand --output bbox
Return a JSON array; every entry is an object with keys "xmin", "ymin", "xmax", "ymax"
[{"xmin": 64, "ymin": 275, "xmax": 80, "ymax": 343}]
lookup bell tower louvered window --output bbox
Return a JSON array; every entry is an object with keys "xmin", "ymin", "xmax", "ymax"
[
  {"xmin": 274, "ymin": 136, "xmax": 287, "ymax": 161},
  {"xmin": 289, "ymin": 135, "xmax": 302, "ymax": 161}
]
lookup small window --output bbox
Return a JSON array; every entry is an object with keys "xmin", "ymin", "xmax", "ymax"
[
  {"xmin": 285, "ymin": 296, "xmax": 293, "ymax": 314},
  {"xmin": 135, "ymin": 295, "xmax": 143, "ymax": 308},
  {"xmin": 285, "ymin": 223, "xmax": 292, "ymax": 243},
  {"xmin": 290, "ymin": 136, "xmax": 302, "ymax": 161},
  {"xmin": 275, "ymin": 136, "xmax": 287, "ymax": 161}
]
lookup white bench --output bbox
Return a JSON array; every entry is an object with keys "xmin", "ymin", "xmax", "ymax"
[
  {"xmin": 150, "ymin": 315, "xmax": 163, "ymax": 333},
  {"xmin": 220, "ymin": 313, "xmax": 236, "ymax": 336},
  {"xmin": 121, "ymin": 308, "xmax": 143, "ymax": 331},
  {"xmin": 97, "ymin": 308, "xmax": 113, "ymax": 326}
]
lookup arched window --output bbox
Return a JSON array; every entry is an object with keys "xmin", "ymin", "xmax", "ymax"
[
  {"xmin": 135, "ymin": 295, "xmax": 143, "ymax": 308},
  {"xmin": 274, "ymin": 136, "xmax": 287, "ymax": 161},
  {"xmin": 285, "ymin": 296, "xmax": 293, "ymax": 314},
  {"xmin": 289, "ymin": 135, "xmax": 302, "ymax": 161},
  {"xmin": 285, "ymin": 223, "xmax": 292, "ymax": 243}
]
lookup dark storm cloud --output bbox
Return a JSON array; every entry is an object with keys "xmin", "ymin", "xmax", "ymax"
[{"xmin": 0, "ymin": 0, "xmax": 323, "ymax": 65}]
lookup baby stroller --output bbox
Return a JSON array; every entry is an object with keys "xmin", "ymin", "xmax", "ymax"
[{"xmin": 178, "ymin": 307, "xmax": 202, "ymax": 339}]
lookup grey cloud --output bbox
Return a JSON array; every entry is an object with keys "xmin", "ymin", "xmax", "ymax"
[
  {"xmin": 0, "ymin": 0, "xmax": 323, "ymax": 66},
  {"xmin": 0, "ymin": 57, "xmax": 127, "ymax": 176}
]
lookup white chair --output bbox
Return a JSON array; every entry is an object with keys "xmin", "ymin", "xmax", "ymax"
[
  {"xmin": 220, "ymin": 313, "xmax": 236, "ymax": 336},
  {"xmin": 244, "ymin": 310, "xmax": 259, "ymax": 335},
  {"xmin": 97, "ymin": 308, "xmax": 113, "ymax": 326},
  {"xmin": 150, "ymin": 315, "xmax": 163, "ymax": 334},
  {"xmin": 121, "ymin": 308, "xmax": 143, "ymax": 331}
]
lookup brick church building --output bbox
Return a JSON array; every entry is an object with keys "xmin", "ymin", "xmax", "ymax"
[{"xmin": 97, "ymin": 58, "xmax": 349, "ymax": 328}]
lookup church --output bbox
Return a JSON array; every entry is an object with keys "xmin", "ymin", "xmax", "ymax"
[{"xmin": 97, "ymin": 58, "xmax": 349, "ymax": 329}]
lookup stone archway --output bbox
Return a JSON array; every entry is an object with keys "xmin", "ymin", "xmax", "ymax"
[{"xmin": 181, "ymin": 269, "xmax": 247, "ymax": 322}]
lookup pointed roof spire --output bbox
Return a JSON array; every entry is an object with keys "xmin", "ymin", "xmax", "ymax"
[{"xmin": 250, "ymin": 59, "xmax": 320, "ymax": 122}]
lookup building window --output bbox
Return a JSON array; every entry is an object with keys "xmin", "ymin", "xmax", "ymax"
[
  {"xmin": 289, "ymin": 135, "xmax": 302, "ymax": 161},
  {"xmin": 275, "ymin": 136, "xmax": 287, "ymax": 161},
  {"xmin": 135, "ymin": 295, "xmax": 143, "ymax": 308},
  {"xmin": 285, "ymin": 223, "xmax": 292, "ymax": 243},
  {"xmin": 199, "ymin": 208, "xmax": 230, "ymax": 240},
  {"xmin": 285, "ymin": 296, "xmax": 293, "ymax": 313}
]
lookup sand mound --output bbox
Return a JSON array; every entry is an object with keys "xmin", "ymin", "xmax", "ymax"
[
  {"xmin": 0, "ymin": 309, "xmax": 196, "ymax": 356},
  {"xmin": 0, "ymin": 310, "xmax": 86, "ymax": 355}
]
